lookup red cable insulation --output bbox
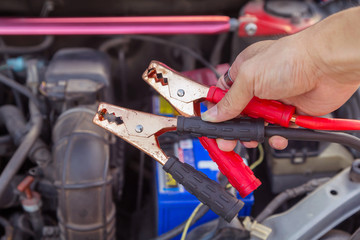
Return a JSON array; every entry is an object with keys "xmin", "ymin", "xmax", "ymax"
[{"xmin": 295, "ymin": 115, "xmax": 360, "ymax": 131}]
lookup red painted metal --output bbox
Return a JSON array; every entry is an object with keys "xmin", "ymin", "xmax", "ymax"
[
  {"xmin": 0, "ymin": 16, "xmax": 230, "ymax": 35},
  {"xmin": 238, "ymin": 1, "xmax": 320, "ymax": 37}
]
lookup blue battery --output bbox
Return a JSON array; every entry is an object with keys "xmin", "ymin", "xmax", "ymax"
[{"xmin": 156, "ymin": 138, "xmax": 254, "ymax": 239}]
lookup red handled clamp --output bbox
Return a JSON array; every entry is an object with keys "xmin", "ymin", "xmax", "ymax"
[
  {"xmin": 143, "ymin": 61, "xmax": 360, "ymax": 130},
  {"xmin": 142, "ymin": 60, "xmax": 360, "ymax": 197},
  {"xmin": 142, "ymin": 61, "xmax": 262, "ymax": 197},
  {"xmin": 92, "ymin": 103, "xmax": 360, "ymax": 220}
]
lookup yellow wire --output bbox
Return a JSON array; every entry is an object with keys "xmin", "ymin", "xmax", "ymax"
[
  {"xmin": 249, "ymin": 144, "xmax": 264, "ymax": 170},
  {"xmin": 180, "ymin": 202, "xmax": 203, "ymax": 240},
  {"xmin": 180, "ymin": 144, "xmax": 264, "ymax": 240}
]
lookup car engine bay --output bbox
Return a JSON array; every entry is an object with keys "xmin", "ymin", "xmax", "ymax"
[{"xmin": 1, "ymin": 0, "xmax": 360, "ymax": 239}]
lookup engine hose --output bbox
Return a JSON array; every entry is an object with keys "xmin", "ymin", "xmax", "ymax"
[
  {"xmin": 52, "ymin": 106, "xmax": 116, "ymax": 240},
  {"xmin": 320, "ymin": 229, "xmax": 351, "ymax": 240},
  {"xmin": 0, "ymin": 35, "xmax": 54, "ymax": 55},
  {"xmin": 0, "ymin": 134, "xmax": 11, "ymax": 144},
  {"xmin": 351, "ymin": 227, "xmax": 360, "ymax": 240},
  {"xmin": 0, "ymin": 102, "xmax": 42, "ymax": 199},
  {"xmin": 0, "ymin": 105, "xmax": 51, "ymax": 167},
  {"xmin": 0, "ymin": 216, "xmax": 14, "ymax": 240},
  {"xmin": 0, "ymin": 73, "xmax": 40, "ymax": 108},
  {"xmin": 256, "ymin": 178, "xmax": 330, "ymax": 223},
  {"xmin": 99, "ymin": 36, "xmax": 220, "ymax": 78}
]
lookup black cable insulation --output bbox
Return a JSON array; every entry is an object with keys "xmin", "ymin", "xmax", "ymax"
[
  {"xmin": 99, "ymin": 36, "xmax": 221, "ymax": 78},
  {"xmin": 0, "ymin": 36, "xmax": 54, "ymax": 55},
  {"xmin": 265, "ymin": 126, "xmax": 360, "ymax": 152},
  {"xmin": 153, "ymin": 204, "xmax": 210, "ymax": 240}
]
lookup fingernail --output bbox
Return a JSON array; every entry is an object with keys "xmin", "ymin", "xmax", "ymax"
[{"xmin": 201, "ymin": 105, "xmax": 218, "ymax": 122}]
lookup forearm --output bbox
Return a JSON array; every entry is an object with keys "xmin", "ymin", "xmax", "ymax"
[{"xmin": 299, "ymin": 7, "xmax": 360, "ymax": 82}]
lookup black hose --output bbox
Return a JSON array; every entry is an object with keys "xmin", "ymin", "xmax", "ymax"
[
  {"xmin": 0, "ymin": 37, "xmax": 25, "ymax": 112},
  {"xmin": 99, "ymin": 36, "xmax": 221, "ymax": 78},
  {"xmin": 118, "ymin": 49, "xmax": 128, "ymax": 104},
  {"xmin": 0, "ymin": 105, "xmax": 51, "ymax": 167},
  {"xmin": 153, "ymin": 204, "xmax": 210, "ymax": 240},
  {"xmin": 210, "ymin": 33, "xmax": 228, "ymax": 66},
  {"xmin": 0, "ymin": 36, "xmax": 54, "ymax": 55},
  {"xmin": 0, "ymin": 102, "xmax": 42, "ymax": 199},
  {"xmin": 350, "ymin": 226, "xmax": 360, "ymax": 240},
  {"xmin": 0, "ymin": 73, "xmax": 40, "ymax": 108},
  {"xmin": 136, "ymin": 151, "xmax": 145, "ymax": 211},
  {"xmin": 256, "ymin": 178, "xmax": 329, "ymax": 223},
  {"xmin": 0, "ymin": 135, "xmax": 11, "ymax": 144},
  {"xmin": 265, "ymin": 126, "xmax": 360, "ymax": 152},
  {"xmin": 320, "ymin": 229, "xmax": 351, "ymax": 240},
  {"xmin": 0, "ymin": 216, "xmax": 14, "ymax": 239}
]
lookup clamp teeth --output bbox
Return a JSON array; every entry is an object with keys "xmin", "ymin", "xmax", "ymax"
[
  {"xmin": 147, "ymin": 68, "xmax": 168, "ymax": 86},
  {"xmin": 98, "ymin": 109, "xmax": 124, "ymax": 125}
]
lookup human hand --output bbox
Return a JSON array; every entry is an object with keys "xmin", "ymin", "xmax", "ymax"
[{"xmin": 202, "ymin": 12, "xmax": 360, "ymax": 151}]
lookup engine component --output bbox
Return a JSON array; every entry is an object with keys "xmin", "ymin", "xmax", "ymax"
[
  {"xmin": 267, "ymin": 142, "xmax": 353, "ymax": 193},
  {"xmin": 262, "ymin": 166, "xmax": 360, "ymax": 240},
  {"xmin": 349, "ymin": 159, "xmax": 360, "ymax": 183},
  {"xmin": 42, "ymin": 48, "xmax": 110, "ymax": 104},
  {"xmin": 0, "ymin": 178, "xmax": 19, "ymax": 209},
  {"xmin": 52, "ymin": 106, "xmax": 115, "ymax": 240},
  {"xmin": 238, "ymin": 1, "xmax": 322, "ymax": 37},
  {"xmin": 256, "ymin": 178, "xmax": 330, "ymax": 223},
  {"xmin": 0, "ymin": 105, "xmax": 51, "ymax": 167},
  {"xmin": 17, "ymin": 175, "xmax": 44, "ymax": 239}
]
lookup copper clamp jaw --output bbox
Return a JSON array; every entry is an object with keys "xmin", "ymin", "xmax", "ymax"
[
  {"xmin": 93, "ymin": 102, "xmax": 245, "ymax": 222},
  {"xmin": 142, "ymin": 60, "xmax": 210, "ymax": 117},
  {"xmin": 93, "ymin": 102, "xmax": 177, "ymax": 165}
]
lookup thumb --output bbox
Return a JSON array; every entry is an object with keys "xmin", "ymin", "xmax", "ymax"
[{"xmin": 201, "ymin": 74, "xmax": 253, "ymax": 122}]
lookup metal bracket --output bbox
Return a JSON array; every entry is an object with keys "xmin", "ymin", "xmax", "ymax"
[{"xmin": 261, "ymin": 167, "xmax": 360, "ymax": 240}]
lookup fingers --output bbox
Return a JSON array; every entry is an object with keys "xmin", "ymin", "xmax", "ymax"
[
  {"xmin": 268, "ymin": 136, "xmax": 288, "ymax": 150},
  {"xmin": 201, "ymin": 42, "xmax": 273, "ymax": 122},
  {"xmin": 242, "ymin": 141, "xmax": 259, "ymax": 148},
  {"xmin": 216, "ymin": 139, "xmax": 259, "ymax": 152},
  {"xmin": 216, "ymin": 139, "xmax": 237, "ymax": 152},
  {"xmin": 216, "ymin": 73, "xmax": 230, "ymax": 90},
  {"xmin": 215, "ymin": 137, "xmax": 287, "ymax": 151},
  {"xmin": 202, "ymin": 69, "xmax": 253, "ymax": 122}
]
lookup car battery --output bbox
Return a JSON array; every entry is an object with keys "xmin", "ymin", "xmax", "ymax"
[{"xmin": 153, "ymin": 65, "xmax": 254, "ymax": 239}]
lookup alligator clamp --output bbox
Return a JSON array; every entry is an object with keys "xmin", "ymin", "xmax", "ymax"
[
  {"xmin": 143, "ymin": 61, "xmax": 262, "ymax": 197},
  {"xmin": 93, "ymin": 103, "xmax": 244, "ymax": 222}
]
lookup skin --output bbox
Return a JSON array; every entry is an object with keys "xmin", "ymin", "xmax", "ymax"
[{"xmin": 202, "ymin": 7, "xmax": 360, "ymax": 151}]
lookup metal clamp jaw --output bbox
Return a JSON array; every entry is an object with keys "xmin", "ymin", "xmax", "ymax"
[
  {"xmin": 93, "ymin": 102, "xmax": 177, "ymax": 165},
  {"xmin": 93, "ymin": 102, "xmax": 244, "ymax": 222},
  {"xmin": 143, "ymin": 60, "xmax": 262, "ymax": 198},
  {"xmin": 142, "ymin": 60, "xmax": 210, "ymax": 117}
]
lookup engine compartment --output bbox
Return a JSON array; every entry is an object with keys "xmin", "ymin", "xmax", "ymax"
[{"xmin": 1, "ymin": 1, "xmax": 360, "ymax": 239}]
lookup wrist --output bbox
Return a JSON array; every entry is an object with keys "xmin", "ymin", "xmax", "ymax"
[{"xmin": 301, "ymin": 7, "xmax": 360, "ymax": 83}]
